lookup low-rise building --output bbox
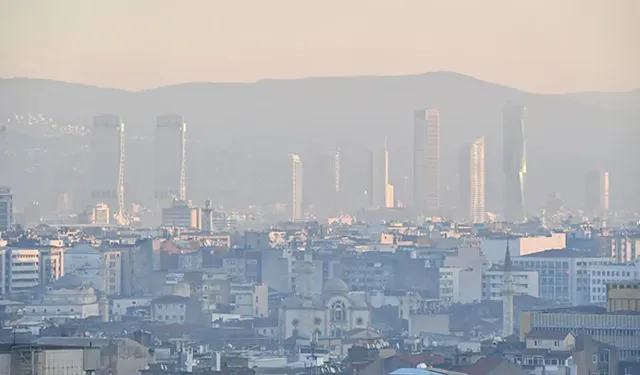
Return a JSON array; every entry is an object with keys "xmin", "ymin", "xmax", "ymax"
[{"xmin": 439, "ymin": 266, "xmax": 482, "ymax": 304}]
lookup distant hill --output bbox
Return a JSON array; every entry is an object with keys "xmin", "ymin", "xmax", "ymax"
[{"xmin": 0, "ymin": 72, "xmax": 638, "ymax": 214}]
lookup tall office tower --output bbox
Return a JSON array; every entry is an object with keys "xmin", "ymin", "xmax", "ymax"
[
  {"xmin": 584, "ymin": 170, "xmax": 610, "ymax": 217},
  {"xmin": 155, "ymin": 115, "xmax": 187, "ymax": 203},
  {"xmin": 367, "ymin": 151, "xmax": 375, "ymax": 208},
  {"xmin": 384, "ymin": 137, "xmax": 394, "ymax": 208},
  {"xmin": 367, "ymin": 138, "xmax": 391, "ymax": 209},
  {"xmin": 291, "ymin": 154, "xmax": 303, "ymax": 220},
  {"xmin": 333, "ymin": 150, "xmax": 340, "ymax": 213},
  {"xmin": 90, "ymin": 115, "xmax": 126, "ymax": 225},
  {"xmin": 413, "ymin": 109, "xmax": 440, "ymax": 215},
  {"xmin": 460, "ymin": 137, "xmax": 486, "ymax": 223},
  {"xmin": 0, "ymin": 186, "xmax": 12, "ymax": 231},
  {"xmin": 502, "ymin": 103, "xmax": 527, "ymax": 222},
  {"xmin": 308, "ymin": 153, "xmax": 339, "ymax": 218}
]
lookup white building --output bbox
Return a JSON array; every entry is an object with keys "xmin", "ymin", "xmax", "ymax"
[
  {"xmin": 482, "ymin": 266, "xmax": 539, "ymax": 300},
  {"xmin": 150, "ymin": 295, "xmax": 190, "ymax": 325},
  {"xmin": 438, "ymin": 266, "xmax": 482, "ymax": 304},
  {"xmin": 0, "ymin": 186, "xmax": 12, "ymax": 231},
  {"xmin": 512, "ymin": 249, "xmax": 613, "ymax": 305},
  {"xmin": 480, "ymin": 233, "xmax": 567, "ymax": 262},
  {"xmin": 230, "ymin": 282, "xmax": 268, "ymax": 318},
  {"xmin": 92, "ymin": 203, "xmax": 110, "ymax": 225},
  {"xmin": 279, "ymin": 278, "xmax": 371, "ymax": 340},
  {"xmin": 587, "ymin": 263, "xmax": 638, "ymax": 303},
  {"xmin": 0, "ymin": 248, "xmax": 40, "ymax": 294},
  {"xmin": 110, "ymin": 297, "xmax": 152, "ymax": 321}
]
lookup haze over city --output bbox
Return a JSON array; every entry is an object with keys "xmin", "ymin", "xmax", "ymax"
[{"xmin": 1, "ymin": 2, "xmax": 640, "ymax": 375}]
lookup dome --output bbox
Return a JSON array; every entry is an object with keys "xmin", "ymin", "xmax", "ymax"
[
  {"xmin": 53, "ymin": 273, "xmax": 86, "ymax": 289},
  {"xmin": 282, "ymin": 295, "xmax": 305, "ymax": 309},
  {"xmin": 322, "ymin": 278, "xmax": 349, "ymax": 295}
]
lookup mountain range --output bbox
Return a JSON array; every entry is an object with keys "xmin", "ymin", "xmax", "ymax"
[{"xmin": 0, "ymin": 72, "xmax": 638, "ymax": 216}]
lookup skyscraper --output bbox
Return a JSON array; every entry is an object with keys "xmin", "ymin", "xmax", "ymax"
[
  {"xmin": 154, "ymin": 114, "xmax": 187, "ymax": 206},
  {"xmin": 502, "ymin": 103, "xmax": 527, "ymax": 222},
  {"xmin": 0, "ymin": 186, "xmax": 12, "ymax": 231},
  {"xmin": 384, "ymin": 137, "xmax": 394, "ymax": 208},
  {"xmin": 291, "ymin": 154, "xmax": 303, "ymax": 220},
  {"xmin": 90, "ymin": 115, "xmax": 126, "ymax": 225},
  {"xmin": 367, "ymin": 138, "xmax": 392, "ymax": 209},
  {"xmin": 307, "ymin": 152, "xmax": 339, "ymax": 218},
  {"xmin": 584, "ymin": 170, "xmax": 610, "ymax": 217},
  {"xmin": 460, "ymin": 137, "xmax": 486, "ymax": 223},
  {"xmin": 413, "ymin": 109, "xmax": 440, "ymax": 215},
  {"xmin": 333, "ymin": 150, "xmax": 341, "ymax": 213}
]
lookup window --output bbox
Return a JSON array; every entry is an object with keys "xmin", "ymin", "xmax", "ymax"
[
  {"xmin": 331, "ymin": 300, "xmax": 346, "ymax": 322},
  {"xmin": 534, "ymin": 340, "xmax": 539, "ymax": 347},
  {"xmin": 553, "ymin": 340, "xmax": 559, "ymax": 347}
]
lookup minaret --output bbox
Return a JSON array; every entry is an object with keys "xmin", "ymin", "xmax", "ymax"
[{"xmin": 502, "ymin": 237, "xmax": 514, "ymax": 337}]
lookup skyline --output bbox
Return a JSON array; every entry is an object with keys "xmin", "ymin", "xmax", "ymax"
[{"xmin": 1, "ymin": 0, "xmax": 638, "ymax": 93}]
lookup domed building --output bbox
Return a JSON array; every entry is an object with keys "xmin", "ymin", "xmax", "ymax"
[{"xmin": 278, "ymin": 278, "xmax": 371, "ymax": 340}]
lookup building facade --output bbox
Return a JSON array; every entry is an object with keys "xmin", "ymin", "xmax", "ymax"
[
  {"xmin": 502, "ymin": 102, "xmax": 527, "ymax": 222},
  {"xmin": 413, "ymin": 109, "xmax": 440, "ymax": 216},
  {"xmin": 0, "ymin": 186, "xmax": 12, "ymax": 231}
]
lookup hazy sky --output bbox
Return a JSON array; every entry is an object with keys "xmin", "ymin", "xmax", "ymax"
[{"xmin": 1, "ymin": 0, "xmax": 638, "ymax": 93}]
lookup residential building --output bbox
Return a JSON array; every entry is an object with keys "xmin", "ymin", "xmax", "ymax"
[
  {"xmin": 0, "ymin": 248, "xmax": 40, "ymax": 294},
  {"xmin": 482, "ymin": 266, "xmax": 539, "ymax": 300},
  {"xmin": 439, "ymin": 266, "xmax": 482, "ymax": 304},
  {"xmin": 230, "ymin": 282, "xmax": 268, "ymax": 318}
]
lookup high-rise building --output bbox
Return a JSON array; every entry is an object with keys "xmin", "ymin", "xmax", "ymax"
[
  {"xmin": 162, "ymin": 199, "xmax": 201, "ymax": 229},
  {"xmin": 0, "ymin": 186, "xmax": 12, "ymax": 231},
  {"xmin": 367, "ymin": 138, "xmax": 393, "ymax": 209},
  {"xmin": 413, "ymin": 109, "xmax": 440, "ymax": 215},
  {"xmin": 154, "ymin": 115, "xmax": 187, "ymax": 205},
  {"xmin": 384, "ymin": 137, "xmax": 394, "ymax": 208},
  {"xmin": 502, "ymin": 103, "xmax": 527, "ymax": 222},
  {"xmin": 90, "ymin": 115, "xmax": 126, "ymax": 225},
  {"xmin": 291, "ymin": 154, "xmax": 303, "ymax": 220},
  {"xmin": 307, "ymin": 152, "xmax": 339, "ymax": 218},
  {"xmin": 333, "ymin": 150, "xmax": 341, "ymax": 213},
  {"xmin": 584, "ymin": 170, "xmax": 610, "ymax": 217},
  {"xmin": 460, "ymin": 137, "xmax": 486, "ymax": 223},
  {"xmin": 92, "ymin": 203, "xmax": 110, "ymax": 225}
]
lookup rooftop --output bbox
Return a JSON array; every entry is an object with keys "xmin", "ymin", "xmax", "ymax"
[{"xmin": 518, "ymin": 249, "xmax": 599, "ymax": 258}]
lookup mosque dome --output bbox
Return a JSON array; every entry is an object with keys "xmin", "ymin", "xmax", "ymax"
[{"xmin": 322, "ymin": 278, "xmax": 349, "ymax": 295}]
